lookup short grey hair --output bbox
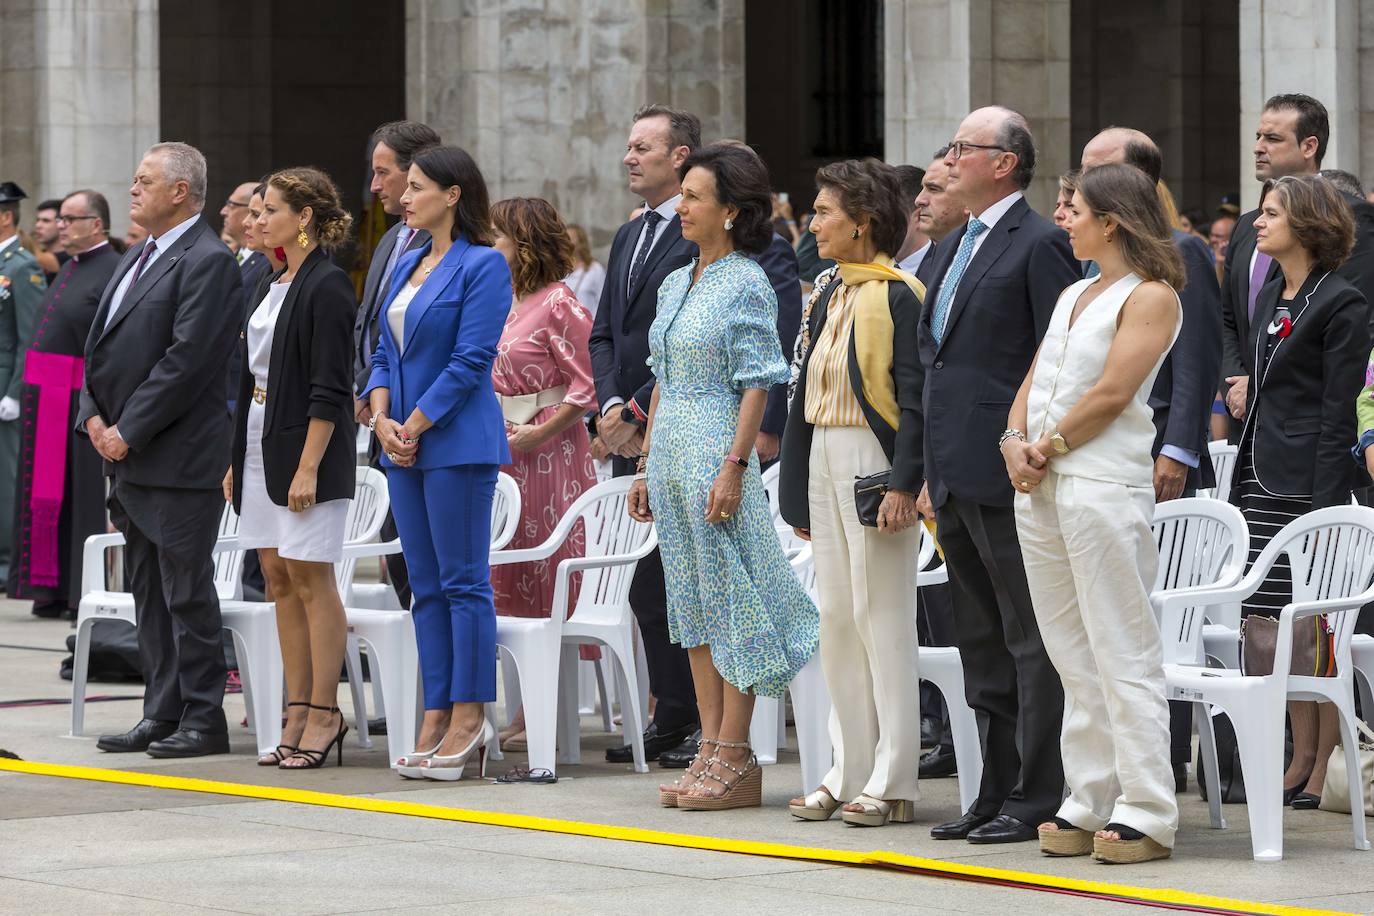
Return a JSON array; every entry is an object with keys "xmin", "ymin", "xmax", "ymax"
[
  {"xmin": 993, "ymin": 108, "xmax": 1037, "ymax": 190},
  {"xmin": 1320, "ymin": 168, "xmax": 1364, "ymax": 199},
  {"xmin": 145, "ymin": 141, "xmax": 208, "ymax": 208}
]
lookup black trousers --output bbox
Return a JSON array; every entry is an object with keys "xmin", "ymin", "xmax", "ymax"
[
  {"xmin": 109, "ymin": 480, "xmax": 227, "ymax": 733},
  {"xmin": 613, "ymin": 453, "xmax": 697, "ymax": 732},
  {"xmin": 917, "ymin": 576, "xmax": 956, "ymax": 753},
  {"xmin": 936, "ymin": 493, "xmax": 1065, "ymax": 822}
]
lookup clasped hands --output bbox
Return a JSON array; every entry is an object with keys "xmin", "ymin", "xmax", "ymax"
[
  {"xmin": 374, "ymin": 416, "xmax": 421, "ymax": 467},
  {"xmin": 1002, "ymin": 435, "xmax": 1051, "ymax": 494},
  {"xmin": 85, "ymin": 416, "xmax": 129, "ymax": 462}
]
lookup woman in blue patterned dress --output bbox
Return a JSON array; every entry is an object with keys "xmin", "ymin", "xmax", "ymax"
[{"xmin": 627, "ymin": 142, "xmax": 819, "ymax": 811}]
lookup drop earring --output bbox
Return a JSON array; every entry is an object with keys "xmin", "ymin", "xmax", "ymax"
[
  {"xmin": 297, "ymin": 226, "xmax": 309, "ymax": 249},
  {"xmin": 724, "ymin": 217, "xmax": 734, "ymax": 230}
]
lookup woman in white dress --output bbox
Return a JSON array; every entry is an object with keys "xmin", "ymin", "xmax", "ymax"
[
  {"xmin": 224, "ymin": 167, "xmax": 359, "ymax": 769},
  {"xmin": 1002, "ymin": 163, "xmax": 1183, "ymax": 863}
]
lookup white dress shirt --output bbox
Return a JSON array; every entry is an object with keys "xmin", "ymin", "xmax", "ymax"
[
  {"xmin": 939, "ymin": 190, "xmax": 1023, "ymax": 309},
  {"xmin": 104, "ymin": 213, "xmax": 200, "ymax": 329},
  {"xmin": 897, "ymin": 240, "xmax": 931, "ymax": 276}
]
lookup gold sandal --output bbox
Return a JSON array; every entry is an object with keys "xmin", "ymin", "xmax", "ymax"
[
  {"xmin": 659, "ymin": 737, "xmax": 716, "ymax": 807},
  {"xmin": 677, "ymin": 740, "xmax": 761, "ymax": 811},
  {"xmin": 840, "ymin": 794, "xmax": 915, "ymax": 827}
]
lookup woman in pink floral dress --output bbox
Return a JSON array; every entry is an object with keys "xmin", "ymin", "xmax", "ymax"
[{"xmin": 489, "ymin": 198, "xmax": 599, "ymax": 749}]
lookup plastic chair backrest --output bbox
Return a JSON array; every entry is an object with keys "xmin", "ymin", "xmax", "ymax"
[
  {"xmin": 568, "ymin": 477, "xmax": 656, "ymax": 625},
  {"xmin": 212, "ymin": 506, "xmax": 245, "ymax": 599},
  {"xmin": 1268, "ymin": 507, "xmax": 1374, "ymax": 667},
  {"xmin": 915, "ymin": 523, "xmax": 947, "ymax": 588},
  {"xmin": 333, "ymin": 467, "xmax": 393, "ymax": 593},
  {"xmin": 1200, "ymin": 441, "xmax": 1238, "ymax": 500},
  {"xmin": 1151, "ymin": 497, "xmax": 1247, "ymax": 664},
  {"xmin": 491, "ymin": 472, "xmax": 521, "ymax": 551},
  {"xmin": 789, "ymin": 543, "xmax": 817, "ymax": 601}
]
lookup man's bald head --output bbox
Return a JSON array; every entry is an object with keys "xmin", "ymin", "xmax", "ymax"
[{"xmin": 1081, "ymin": 127, "xmax": 1162, "ymax": 185}]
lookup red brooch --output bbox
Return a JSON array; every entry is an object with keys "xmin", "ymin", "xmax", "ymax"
[{"xmin": 1275, "ymin": 315, "xmax": 1293, "ymax": 338}]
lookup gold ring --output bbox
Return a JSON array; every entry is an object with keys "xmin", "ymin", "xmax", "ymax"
[
  {"xmin": 1019, "ymin": 480, "xmax": 1029, "ymax": 488},
  {"xmin": 720, "ymin": 512, "xmax": 732, "ymax": 519},
  {"xmin": 387, "ymin": 452, "xmax": 398, "ymax": 461}
]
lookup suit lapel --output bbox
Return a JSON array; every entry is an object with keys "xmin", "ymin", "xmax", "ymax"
[
  {"xmin": 627, "ymin": 215, "xmax": 684, "ymax": 307},
  {"xmin": 99, "ymin": 218, "xmax": 206, "ymax": 342},
  {"xmin": 401, "ymin": 237, "xmax": 470, "ymax": 356},
  {"xmin": 1257, "ymin": 271, "xmax": 1328, "ymax": 385},
  {"xmin": 362, "ymin": 222, "xmax": 403, "ymax": 311},
  {"xmin": 936, "ymin": 200, "xmax": 1024, "ymax": 351}
]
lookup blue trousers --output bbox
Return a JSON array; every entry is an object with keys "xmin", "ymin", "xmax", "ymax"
[{"xmin": 388, "ymin": 464, "xmax": 498, "ymax": 707}]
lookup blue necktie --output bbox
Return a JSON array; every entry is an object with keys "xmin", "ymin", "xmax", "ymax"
[{"xmin": 931, "ymin": 217, "xmax": 987, "ymax": 343}]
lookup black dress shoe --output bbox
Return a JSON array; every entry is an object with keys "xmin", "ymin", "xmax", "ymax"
[
  {"xmin": 1291, "ymin": 791, "xmax": 1322, "ymax": 810},
  {"xmin": 920, "ymin": 715, "xmax": 941, "ymax": 749},
  {"xmin": 605, "ymin": 722, "xmax": 695, "ymax": 763},
  {"xmin": 146, "ymin": 728, "xmax": 231, "ymax": 759},
  {"xmin": 930, "ymin": 810, "xmax": 994, "ymax": 840},
  {"xmin": 658, "ymin": 729, "xmax": 703, "ymax": 769},
  {"xmin": 967, "ymin": 814, "xmax": 1039, "ymax": 844},
  {"xmin": 96, "ymin": 719, "xmax": 177, "ymax": 753},
  {"xmin": 919, "ymin": 745, "xmax": 957, "ymax": 778}
]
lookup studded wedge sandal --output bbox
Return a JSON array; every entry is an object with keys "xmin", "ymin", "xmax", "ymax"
[{"xmin": 676, "ymin": 739, "xmax": 762, "ymax": 811}]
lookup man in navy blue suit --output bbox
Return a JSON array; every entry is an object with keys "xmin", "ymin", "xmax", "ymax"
[{"xmin": 918, "ymin": 107, "xmax": 1079, "ymax": 844}]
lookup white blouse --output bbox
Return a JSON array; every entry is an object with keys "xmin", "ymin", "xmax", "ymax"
[
  {"xmin": 387, "ymin": 281, "xmax": 422, "ymax": 351},
  {"xmin": 248, "ymin": 280, "xmax": 291, "ymax": 387}
]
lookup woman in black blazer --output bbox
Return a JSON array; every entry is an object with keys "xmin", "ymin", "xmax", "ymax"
[
  {"xmin": 1231, "ymin": 174, "xmax": 1368, "ymax": 809},
  {"xmin": 224, "ymin": 167, "xmax": 357, "ymax": 770}
]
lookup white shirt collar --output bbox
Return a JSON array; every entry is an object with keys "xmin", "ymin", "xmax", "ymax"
[
  {"xmin": 147, "ymin": 212, "xmax": 201, "ymax": 253},
  {"xmin": 970, "ymin": 190, "xmax": 1023, "ymax": 229},
  {"xmin": 74, "ymin": 240, "xmax": 111, "ymax": 261},
  {"xmin": 897, "ymin": 240, "xmax": 931, "ymax": 274},
  {"xmin": 647, "ymin": 194, "xmax": 681, "ymax": 222},
  {"xmin": 0, "ymin": 235, "xmax": 18, "ymax": 256}
]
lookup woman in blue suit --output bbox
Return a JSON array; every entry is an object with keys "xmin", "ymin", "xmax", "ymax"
[{"xmin": 364, "ymin": 145, "xmax": 513, "ymax": 780}]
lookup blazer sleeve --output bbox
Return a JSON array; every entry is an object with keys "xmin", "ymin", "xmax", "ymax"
[
  {"xmin": 413, "ymin": 250, "xmax": 513, "ymax": 428},
  {"xmin": 889, "ymin": 283, "xmax": 925, "ymax": 494},
  {"xmin": 758, "ymin": 236, "xmax": 802, "ymax": 435},
  {"xmin": 307, "ymin": 269, "xmax": 358, "ymax": 422},
  {"xmin": 116, "ymin": 250, "xmax": 243, "ymax": 451},
  {"xmin": 1162, "ymin": 235, "xmax": 1223, "ymax": 453},
  {"xmin": 1314, "ymin": 288, "xmax": 1370, "ymax": 508},
  {"xmin": 1220, "ymin": 222, "xmax": 1247, "ymax": 381},
  {"xmin": 588, "ymin": 230, "xmax": 623, "ymax": 413},
  {"xmin": 1356, "ymin": 350, "xmax": 1374, "ymax": 437},
  {"xmin": 1027, "ymin": 229, "xmax": 1080, "ymax": 340}
]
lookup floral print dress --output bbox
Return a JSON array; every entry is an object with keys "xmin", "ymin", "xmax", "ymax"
[{"xmin": 646, "ymin": 253, "xmax": 819, "ymax": 697}]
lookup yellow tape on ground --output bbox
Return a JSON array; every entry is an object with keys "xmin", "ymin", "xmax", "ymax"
[{"xmin": 0, "ymin": 757, "xmax": 1349, "ymax": 916}]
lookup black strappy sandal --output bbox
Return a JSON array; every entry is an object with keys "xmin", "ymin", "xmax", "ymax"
[
  {"xmin": 280, "ymin": 704, "xmax": 349, "ymax": 769},
  {"xmin": 257, "ymin": 701, "xmax": 308, "ymax": 766}
]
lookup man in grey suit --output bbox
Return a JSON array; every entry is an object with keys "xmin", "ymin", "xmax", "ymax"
[
  {"xmin": 353, "ymin": 120, "xmax": 440, "ymax": 611},
  {"xmin": 78, "ymin": 142, "xmax": 243, "ymax": 758}
]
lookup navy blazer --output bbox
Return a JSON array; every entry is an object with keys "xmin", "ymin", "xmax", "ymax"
[
  {"xmin": 363, "ymin": 236, "xmax": 513, "ymax": 470},
  {"xmin": 918, "ymin": 196, "xmax": 1080, "ymax": 509},
  {"xmin": 757, "ymin": 233, "xmax": 802, "ymax": 436},
  {"xmin": 1148, "ymin": 230, "xmax": 1222, "ymax": 491}
]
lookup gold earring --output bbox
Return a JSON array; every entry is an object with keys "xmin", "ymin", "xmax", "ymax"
[
  {"xmin": 851, "ymin": 228, "xmax": 860, "ymax": 240},
  {"xmin": 297, "ymin": 226, "xmax": 309, "ymax": 248}
]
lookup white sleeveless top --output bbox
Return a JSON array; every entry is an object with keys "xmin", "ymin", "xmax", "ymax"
[{"xmin": 1026, "ymin": 273, "xmax": 1180, "ymax": 487}]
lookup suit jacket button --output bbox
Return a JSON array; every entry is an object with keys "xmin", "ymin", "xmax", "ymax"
[{"xmin": 934, "ymin": 360, "xmax": 944, "ymax": 369}]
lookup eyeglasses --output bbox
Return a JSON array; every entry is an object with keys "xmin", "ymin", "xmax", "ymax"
[
  {"xmin": 947, "ymin": 141, "xmax": 1008, "ymax": 160},
  {"xmin": 224, "ymin": 198, "xmax": 251, "ymax": 209},
  {"xmin": 56, "ymin": 215, "xmax": 98, "ymax": 225}
]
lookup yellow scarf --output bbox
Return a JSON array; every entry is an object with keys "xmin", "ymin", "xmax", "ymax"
[{"xmin": 834, "ymin": 256, "xmax": 926, "ymax": 428}]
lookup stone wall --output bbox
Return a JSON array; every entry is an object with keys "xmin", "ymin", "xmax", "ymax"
[
  {"xmin": 406, "ymin": 0, "xmax": 745, "ymax": 258},
  {"xmin": 884, "ymin": 0, "xmax": 1070, "ymax": 214},
  {"xmin": 0, "ymin": 0, "xmax": 160, "ymax": 237}
]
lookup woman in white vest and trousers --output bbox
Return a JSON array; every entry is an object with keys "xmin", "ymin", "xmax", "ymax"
[{"xmin": 1000, "ymin": 163, "xmax": 1183, "ymax": 865}]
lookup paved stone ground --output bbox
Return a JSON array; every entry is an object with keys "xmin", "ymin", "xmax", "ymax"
[{"xmin": 2, "ymin": 599, "xmax": 1373, "ymax": 914}]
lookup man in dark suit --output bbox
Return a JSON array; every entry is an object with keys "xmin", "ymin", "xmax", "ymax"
[
  {"xmin": 917, "ymin": 107, "xmax": 1079, "ymax": 844},
  {"xmin": 78, "ymin": 142, "xmax": 243, "ymax": 758},
  {"xmin": 590, "ymin": 104, "xmax": 702, "ymax": 763},
  {"xmin": 353, "ymin": 120, "xmax": 440, "ymax": 612},
  {"xmin": 1222, "ymin": 93, "xmax": 1374, "ymax": 434}
]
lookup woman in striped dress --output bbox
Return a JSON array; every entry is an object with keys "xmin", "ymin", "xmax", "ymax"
[{"xmin": 1230, "ymin": 174, "xmax": 1366, "ymax": 809}]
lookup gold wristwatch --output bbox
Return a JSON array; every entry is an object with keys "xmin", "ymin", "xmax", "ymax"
[{"xmin": 1049, "ymin": 430, "xmax": 1071, "ymax": 455}]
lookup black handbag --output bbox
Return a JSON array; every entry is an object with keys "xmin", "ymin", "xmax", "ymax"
[{"xmin": 854, "ymin": 470, "xmax": 890, "ymax": 527}]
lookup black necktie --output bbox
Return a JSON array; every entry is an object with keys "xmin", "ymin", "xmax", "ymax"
[
  {"xmin": 128, "ymin": 239, "xmax": 158, "ymax": 288},
  {"xmin": 627, "ymin": 210, "xmax": 664, "ymax": 295}
]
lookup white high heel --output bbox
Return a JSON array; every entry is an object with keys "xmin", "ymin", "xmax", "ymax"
[
  {"xmin": 394, "ymin": 742, "xmax": 442, "ymax": 779},
  {"xmin": 841, "ymin": 794, "xmax": 915, "ymax": 827},
  {"xmin": 419, "ymin": 720, "xmax": 494, "ymax": 782},
  {"xmin": 789, "ymin": 786, "xmax": 841, "ymax": 821}
]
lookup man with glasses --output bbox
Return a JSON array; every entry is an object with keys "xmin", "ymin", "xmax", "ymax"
[
  {"xmin": 917, "ymin": 107, "xmax": 1078, "ymax": 845},
  {"xmin": 10, "ymin": 190, "xmax": 119, "ymax": 617}
]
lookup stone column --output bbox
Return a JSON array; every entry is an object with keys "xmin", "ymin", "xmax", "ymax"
[
  {"xmin": 1239, "ymin": 0, "xmax": 1359, "ymax": 210},
  {"xmin": 406, "ymin": 0, "xmax": 744, "ymax": 256},
  {"xmin": 885, "ymin": 0, "xmax": 1070, "ymax": 213},
  {"xmin": 0, "ymin": 0, "xmax": 160, "ymax": 236}
]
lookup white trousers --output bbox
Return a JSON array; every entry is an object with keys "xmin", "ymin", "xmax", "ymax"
[
  {"xmin": 808, "ymin": 426, "xmax": 921, "ymax": 802},
  {"xmin": 1015, "ymin": 471, "xmax": 1178, "ymax": 847}
]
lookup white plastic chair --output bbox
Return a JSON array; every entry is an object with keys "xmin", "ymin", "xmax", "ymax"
[
  {"xmin": 1162, "ymin": 506, "xmax": 1374, "ymax": 861},
  {"xmin": 70, "ymin": 506, "xmax": 243, "ymax": 737},
  {"xmin": 913, "ymin": 526, "xmax": 983, "ymax": 814},
  {"xmin": 490, "ymin": 476, "xmax": 656, "ymax": 775},
  {"xmin": 222, "ymin": 467, "xmax": 390, "ymax": 756},
  {"xmin": 749, "ymin": 544, "xmax": 833, "ymax": 793},
  {"xmin": 1199, "ymin": 440, "xmax": 1239, "ymax": 501},
  {"xmin": 760, "ymin": 463, "xmax": 807, "ymax": 558},
  {"xmin": 1352, "ymin": 634, "xmax": 1374, "ymax": 720}
]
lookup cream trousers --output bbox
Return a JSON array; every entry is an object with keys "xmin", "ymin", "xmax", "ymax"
[
  {"xmin": 1015, "ymin": 471, "xmax": 1178, "ymax": 847},
  {"xmin": 808, "ymin": 425, "xmax": 921, "ymax": 802}
]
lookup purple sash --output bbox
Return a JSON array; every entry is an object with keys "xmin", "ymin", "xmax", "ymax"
[{"xmin": 23, "ymin": 351, "xmax": 84, "ymax": 586}]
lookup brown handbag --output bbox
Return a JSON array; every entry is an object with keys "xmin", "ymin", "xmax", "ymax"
[{"xmin": 1239, "ymin": 614, "xmax": 1336, "ymax": 677}]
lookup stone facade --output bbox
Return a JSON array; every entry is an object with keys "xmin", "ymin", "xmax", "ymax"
[
  {"xmin": 405, "ymin": 0, "xmax": 745, "ymax": 255},
  {"xmin": 1, "ymin": 0, "xmax": 160, "ymax": 237}
]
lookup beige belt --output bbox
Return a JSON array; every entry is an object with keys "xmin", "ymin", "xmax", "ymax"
[{"xmin": 497, "ymin": 385, "xmax": 568, "ymax": 425}]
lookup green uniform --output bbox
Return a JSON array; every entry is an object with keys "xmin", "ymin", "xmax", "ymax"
[{"xmin": 0, "ymin": 237, "xmax": 46, "ymax": 576}]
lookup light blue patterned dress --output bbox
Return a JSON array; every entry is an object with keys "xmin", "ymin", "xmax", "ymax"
[{"xmin": 646, "ymin": 252, "xmax": 819, "ymax": 698}]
